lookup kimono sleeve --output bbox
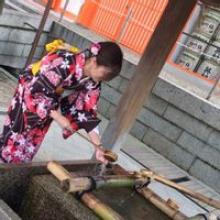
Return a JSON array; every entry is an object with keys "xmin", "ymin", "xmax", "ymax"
[{"xmin": 60, "ymin": 86, "xmax": 101, "ymax": 139}]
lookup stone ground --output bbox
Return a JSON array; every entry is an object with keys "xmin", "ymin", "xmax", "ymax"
[
  {"xmin": 0, "ymin": 69, "xmax": 219, "ymax": 217},
  {"xmin": 0, "ymin": 68, "xmax": 16, "ymax": 110}
]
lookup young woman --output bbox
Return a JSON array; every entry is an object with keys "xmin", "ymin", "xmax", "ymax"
[{"xmin": 0, "ymin": 40, "xmax": 123, "ymax": 163}]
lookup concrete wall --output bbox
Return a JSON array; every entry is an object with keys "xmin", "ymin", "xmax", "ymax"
[
  {"xmin": 142, "ymin": 80, "xmax": 220, "ymax": 193},
  {"xmin": 48, "ymin": 22, "xmax": 220, "ymax": 193},
  {"xmin": 0, "ymin": 9, "xmax": 52, "ymax": 69}
]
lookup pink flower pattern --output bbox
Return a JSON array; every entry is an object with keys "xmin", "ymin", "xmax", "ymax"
[{"xmin": 43, "ymin": 70, "xmax": 61, "ymax": 86}]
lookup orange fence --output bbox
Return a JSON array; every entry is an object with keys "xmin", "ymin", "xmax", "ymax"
[{"xmin": 76, "ymin": 0, "xmax": 168, "ymax": 54}]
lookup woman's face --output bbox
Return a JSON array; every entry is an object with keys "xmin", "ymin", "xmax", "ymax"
[{"xmin": 84, "ymin": 57, "xmax": 111, "ymax": 82}]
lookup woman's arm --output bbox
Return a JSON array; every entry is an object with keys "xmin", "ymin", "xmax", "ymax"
[
  {"xmin": 88, "ymin": 128, "xmax": 101, "ymax": 146},
  {"xmin": 50, "ymin": 110, "xmax": 73, "ymax": 132},
  {"xmin": 88, "ymin": 129, "xmax": 108, "ymax": 164},
  {"xmin": 50, "ymin": 111, "xmax": 108, "ymax": 164},
  {"xmin": 51, "ymin": 110, "xmax": 108, "ymax": 164}
]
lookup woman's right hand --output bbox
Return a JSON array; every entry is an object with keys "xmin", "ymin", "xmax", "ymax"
[
  {"xmin": 50, "ymin": 110, "xmax": 73, "ymax": 132},
  {"xmin": 95, "ymin": 146, "xmax": 109, "ymax": 165}
]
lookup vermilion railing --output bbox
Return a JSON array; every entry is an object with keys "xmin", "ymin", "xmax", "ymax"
[{"xmin": 76, "ymin": 0, "xmax": 168, "ymax": 54}]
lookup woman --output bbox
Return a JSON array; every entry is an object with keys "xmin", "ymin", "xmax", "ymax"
[{"xmin": 0, "ymin": 40, "xmax": 123, "ymax": 163}]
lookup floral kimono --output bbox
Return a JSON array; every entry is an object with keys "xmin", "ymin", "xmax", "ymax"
[{"xmin": 0, "ymin": 45, "xmax": 101, "ymax": 163}]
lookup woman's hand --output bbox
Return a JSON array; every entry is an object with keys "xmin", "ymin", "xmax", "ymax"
[
  {"xmin": 95, "ymin": 146, "xmax": 108, "ymax": 165},
  {"xmin": 88, "ymin": 130, "xmax": 108, "ymax": 164},
  {"xmin": 50, "ymin": 110, "xmax": 73, "ymax": 132}
]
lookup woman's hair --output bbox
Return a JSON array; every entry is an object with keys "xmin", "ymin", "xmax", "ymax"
[{"xmin": 96, "ymin": 41, "xmax": 123, "ymax": 81}]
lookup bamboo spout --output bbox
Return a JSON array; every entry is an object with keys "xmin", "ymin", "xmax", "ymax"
[{"xmin": 62, "ymin": 175, "xmax": 146, "ymax": 193}]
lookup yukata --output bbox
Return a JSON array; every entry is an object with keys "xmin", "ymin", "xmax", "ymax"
[{"xmin": 0, "ymin": 48, "xmax": 101, "ymax": 163}]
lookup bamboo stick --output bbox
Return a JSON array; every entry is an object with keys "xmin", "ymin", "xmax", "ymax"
[
  {"xmin": 81, "ymin": 194, "xmax": 123, "ymax": 220},
  {"xmin": 137, "ymin": 170, "xmax": 220, "ymax": 210},
  {"xmin": 137, "ymin": 188, "xmax": 187, "ymax": 220},
  {"xmin": 47, "ymin": 161, "xmax": 72, "ymax": 181},
  {"xmin": 166, "ymin": 199, "xmax": 180, "ymax": 210},
  {"xmin": 62, "ymin": 177, "xmax": 92, "ymax": 193},
  {"xmin": 95, "ymin": 177, "xmax": 139, "ymax": 189},
  {"xmin": 47, "ymin": 161, "xmax": 124, "ymax": 220},
  {"xmin": 62, "ymin": 176, "xmax": 143, "ymax": 193},
  {"xmin": 112, "ymin": 165, "xmax": 217, "ymax": 220},
  {"xmin": 75, "ymin": 131, "xmax": 118, "ymax": 163}
]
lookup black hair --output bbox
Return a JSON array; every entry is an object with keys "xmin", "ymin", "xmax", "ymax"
[{"xmin": 96, "ymin": 41, "xmax": 123, "ymax": 81}]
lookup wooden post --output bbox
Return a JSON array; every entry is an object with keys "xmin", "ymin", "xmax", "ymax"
[
  {"xmin": 25, "ymin": 0, "xmax": 53, "ymax": 68},
  {"xmin": 101, "ymin": 0, "xmax": 197, "ymax": 151}
]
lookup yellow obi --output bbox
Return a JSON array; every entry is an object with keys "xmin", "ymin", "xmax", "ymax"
[{"xmin": 31, "ymin": 39, "xmax": 79, "ymax": 76}]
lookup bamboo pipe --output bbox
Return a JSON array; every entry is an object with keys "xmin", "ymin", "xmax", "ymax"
[
  {"xmin": 47, "ymin": 161, "xmax": 72, "ymax": 181},
  {"xmin": 47, "ymin": 161, "xmax": 124, "ymax": 220},
  {"xmin": 167, "ymin": 199, "xmax": 180, "ymax": 210},
  {"xmin": 114, "ymin": 168, "xmax": 187, "ymax": 220},
  {"xmin": 111, "ymin": 166, "xmax": 216, "ymax": 220},
  {"xmin": 80, "ymin": 193, "xmax": 123, "ymax": 220},
  {"xmin": 61, "ymin": 174, "xmax": 188, "ymax": 220},
  {"xmin": 95, "ymin": 176, "xmax": 141, "ymax": 189},
  {"xmin": 137, "ymin": 187, "xmax": 187, "ymax": 220},
  {"xmin": 62, "ymin": 176, "xmax": 145, "ymax": 193},
  {"xmin": 137, "ymin": 170, "xmax": 220, "ymax": 210}
]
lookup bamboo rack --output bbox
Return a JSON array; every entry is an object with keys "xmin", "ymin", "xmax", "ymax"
[{"xmin": 133, "ymin": 170, "xmax": 220, "ymax": 210}]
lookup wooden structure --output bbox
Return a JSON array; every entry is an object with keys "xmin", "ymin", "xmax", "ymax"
[
  {"xmin": 47, "ymin": 161, "xmax": 220, "ymax": 220},
  {"xmin": 48, "ymin": 161, "xmax": 124, "ymax": 220},
  {"xmin": 0, "ymin": 161, "xmax": 179, "ymax": 220},
  {"xmin": 0, "ymin": 160, "xmax": 216, "ymax": 219}
]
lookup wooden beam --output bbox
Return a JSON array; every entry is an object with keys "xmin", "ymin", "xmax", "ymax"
[
  {"xmin": 25, "ymin": 0, "xmax": 53, "ymax": 68},
  {"xmin": 101, "ymin": 0, "xmax": 197, "ymax": 151}
]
